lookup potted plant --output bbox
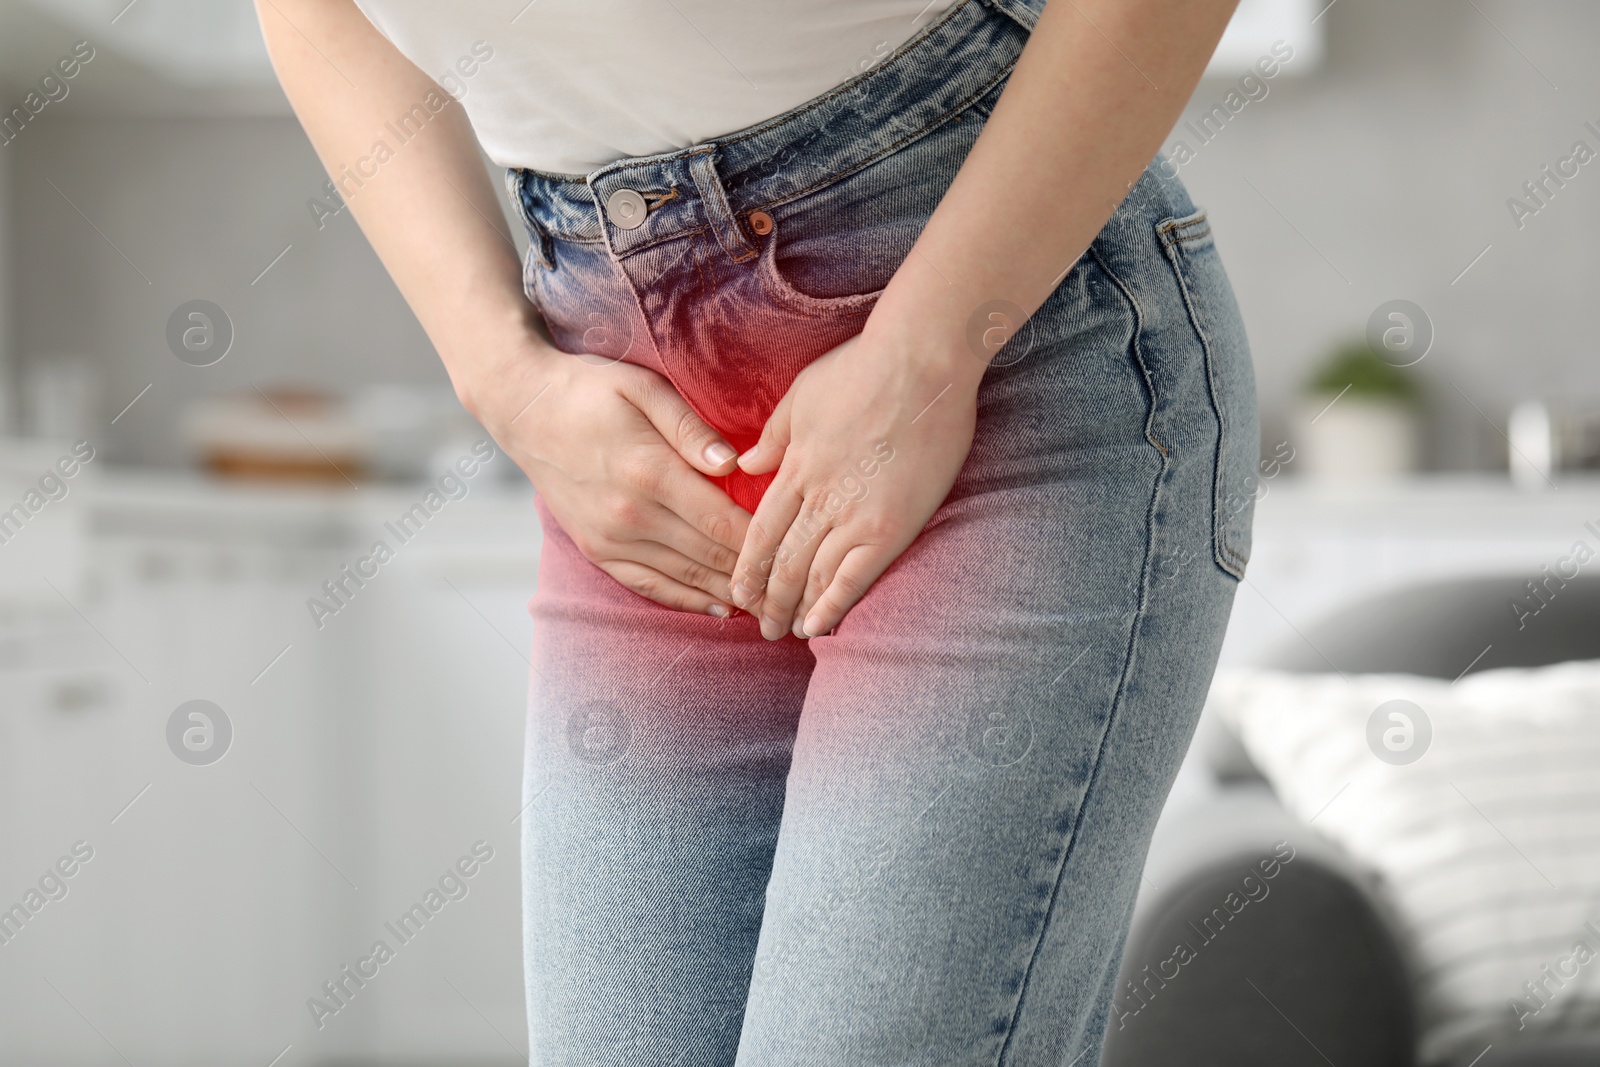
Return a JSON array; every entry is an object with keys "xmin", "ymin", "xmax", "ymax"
[{"xmin": 1298, "ymin": 340, "xmax": 1425, "ymax": 481}]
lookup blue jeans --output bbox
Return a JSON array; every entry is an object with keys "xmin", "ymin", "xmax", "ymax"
[{"xmin": 507, "ymin": 0, "xmax": 1257, "ymax": 1063}]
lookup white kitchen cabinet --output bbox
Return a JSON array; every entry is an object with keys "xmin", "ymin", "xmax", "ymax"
[{"xmin": 0, "ymin": 469, "xmax": 539, "ymax": 1066}]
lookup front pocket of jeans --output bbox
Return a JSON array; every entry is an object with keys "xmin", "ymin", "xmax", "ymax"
[
  {"xmin": 754, "ymin": 215, "xmax": 890, "ymax": 317},
  {"xmin": 1155, "ymin": 209, "xmax": 1256, "ymax": 580}
]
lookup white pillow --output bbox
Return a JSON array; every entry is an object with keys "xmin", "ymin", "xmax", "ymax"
[{"xmin": 1206, "ymin": 660, "xmax": 1600, "ymax": 1065}]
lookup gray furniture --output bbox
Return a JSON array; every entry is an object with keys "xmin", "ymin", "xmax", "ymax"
[{"xmin": 1101, "ymin": 576, "xmax": 1600, "ymax": 1067}]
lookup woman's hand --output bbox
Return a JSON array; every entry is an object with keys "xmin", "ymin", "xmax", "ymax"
[
  {"xmin": 258, "ymin": 0, "xmax": 750, "ymax": 620},
  {"xmin": 713, "ymin": 0, "xmax": 1248, "ymax": 638},
  {"xmin": 477, "ymin": 343, "xmax": 752, "ymax": 617},
  {"xmin": 730, "ymin": 327, "xmax": 983, "ymax": 640}
]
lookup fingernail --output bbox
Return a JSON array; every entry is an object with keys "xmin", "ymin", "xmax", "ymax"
[
  {"xmin": 761, "ymin": 617, "xmax": 784, "ymax": 641},
  {"xmin": 707, "ymin": 604, "xmax": 730, "ymax": 618},
  {"xmin": 704, "ymin": 441, "xmax": 737, "ymax": 467},
  {"xmin": 731, "ymin": 582, "xmax": 757, "ymax": 607},
  {"xmin": 802, "ymin": 614, "xmax": 826, "ymax": 637}
]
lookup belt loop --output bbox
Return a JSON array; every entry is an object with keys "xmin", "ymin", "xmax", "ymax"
[
  {"xmin": 977, "ymin": 0, "xmax": 1040, "ymax": 31},
  {"xmin": 688, "ymin": 148, "xmax": 758, "ymax": 264},
  {"xmin": 506, "ymin": 167, "xmax": 557, "ymax": 270}
]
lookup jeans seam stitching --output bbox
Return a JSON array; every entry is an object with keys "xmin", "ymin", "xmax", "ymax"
[
  {"xmin": 750, "ymin": 62, "xmax": 1018, "ymax": 217},
  {"xmin": 609, "ymin": 224, "xmax": 717, "ymax": 259},
  {"xmin": 995, "ymin": 248, "xmax": 1165, "ymax": 1066},
  {"xmin": 1091, "ymin": 245, "xmax": 1163, "ymax": 462},
  {"xmin": 610, "ymin": 244, "xmax": 698, "ymax": 436},
  {"xmin": 1155, "ymin": 211, "xmax": 1207, "ymax": 239},
  {"xmin": 981, "ymin": 0, "xmax": 1041, "ymax": 31},
  {"xmin": 1157, "ymin": 228, "xmax": 1247, "ymax": 577},
  {"xmin": 691, "ymin": 152, "xmax": 758, "ymax": 264}
]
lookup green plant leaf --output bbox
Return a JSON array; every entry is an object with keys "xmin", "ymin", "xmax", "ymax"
[{"xmin": 1307, "ymin": 340, "xmax": 1423, "ymax": 404}]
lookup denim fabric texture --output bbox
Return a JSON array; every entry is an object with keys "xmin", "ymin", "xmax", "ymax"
[{"xmin": 507, "ymin": 0, "xmax": 1258, "ymax": 1063}]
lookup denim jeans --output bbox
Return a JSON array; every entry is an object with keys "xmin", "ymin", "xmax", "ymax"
[{"xmin": 507, "ymin": 0, "xmax": 1257, "ymax": 1063}]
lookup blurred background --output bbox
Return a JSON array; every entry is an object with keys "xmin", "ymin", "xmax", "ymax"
[{"xmin": 1, "ymin": 0, "xmax": 1598, "ymax": 1064}]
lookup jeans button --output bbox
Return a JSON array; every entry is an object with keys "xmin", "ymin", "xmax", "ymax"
[{"xmin": 606, "ymin": 188, "xmax": 648, "ymax": 230}]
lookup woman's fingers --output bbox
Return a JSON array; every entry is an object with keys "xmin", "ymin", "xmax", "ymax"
[
  {"xmin": 623, "ymin": 370, "xmax": 741, "ymax": 477},
  {"xmin": 644, "ymin": 509, "xmax": 741, "ymax": 585},
  {"xmin": 790, "ymin": 529, "xmax": 854, "ymax": 637},
  {"xmin": 653, "ymin": 458, "xmax": 752, "ymax": 558},
  {"xmin": 730, "ymin": 480, "xmax": 804, "ymax": 620},
  {"xmin": 623, "ymin": 539, "xmax": 739, "ymax": 609},
  {"xmin": 736, "ymin": 388, "xmax": 793, "ymax": 477},
  {"xmin": 801, "ymin": 543, "xmax": 894, "ymax": 638},
  {"xmin": 758, "ymin": 502, "xmax": 833, "ymax": 640},
  {"xmin": 596, "ymin": 558, "xmax": 735, "ymax": 618}
]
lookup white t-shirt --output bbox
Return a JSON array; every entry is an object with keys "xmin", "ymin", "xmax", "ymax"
[{"xmin": 352, "ymin": 0, "xmax": 946, "ymax": 175}]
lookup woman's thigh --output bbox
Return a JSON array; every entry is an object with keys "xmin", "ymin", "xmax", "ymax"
[
  {"xmin": 522, "ymin": 510, "xmax": 814, "ymax": 1065},
  {"xmin": 734, "ymin": 170, "xmax": 1257, "ymax": 1066}
]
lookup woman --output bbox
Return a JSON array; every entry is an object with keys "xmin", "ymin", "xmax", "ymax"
[{"xmin": 258, "ymin": 0, "xmax": 1256, "ymax": 1062}]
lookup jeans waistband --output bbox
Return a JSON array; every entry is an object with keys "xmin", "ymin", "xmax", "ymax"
[{"xmin": 507, "ymin": 0, "xmax": 1038, "ymax": 257}]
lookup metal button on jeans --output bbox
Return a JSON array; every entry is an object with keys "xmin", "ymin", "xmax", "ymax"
[{"xmin": 606, "ymin": 188, "xmax": 648, "ymax": 230}]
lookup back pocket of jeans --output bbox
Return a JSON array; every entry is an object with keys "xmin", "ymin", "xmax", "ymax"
[{"xmin": 1155, "ymin": 209, "xmax": 1257, "ymax": 580}]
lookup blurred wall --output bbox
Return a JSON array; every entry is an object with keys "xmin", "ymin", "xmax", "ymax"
[
  {"xmin": 0, "ymin": 127, "xmax": 14, "ymax": 433},
  {"xmin": 9, "ymin": 117, "xmax": 456, "ymax": 465},
  {"xmin": 2, "ymin": 0, "xmax": 1598, "ymax": 469}
]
